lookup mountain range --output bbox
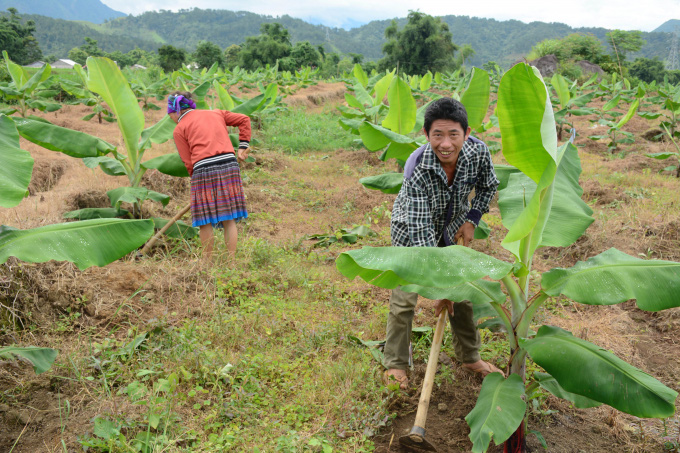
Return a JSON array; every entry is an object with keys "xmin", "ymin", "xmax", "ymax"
[
  {"xmin": 0, "ymin": 0, "xmax": 124, "ymax": 24},
  {"xmin": 3, "ymin": 2, "xmax": 677, "ymax": 68}
]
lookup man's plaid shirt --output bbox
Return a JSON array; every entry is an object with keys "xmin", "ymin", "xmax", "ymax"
[{"xmin": 391, "ymin": 140, "xmax": 499, "ymax": 247}]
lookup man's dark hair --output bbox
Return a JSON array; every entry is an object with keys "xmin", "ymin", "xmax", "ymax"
[{"xmin": 423, "ymin": 97, "xmax": 468, "ymax": 135}]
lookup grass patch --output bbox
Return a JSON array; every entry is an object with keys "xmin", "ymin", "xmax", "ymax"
[
  {"xmin": 37, "ymin": 237, "xmax": 389, "ymax": 452},
  {"xmin": 260, "ymin": 107, "xmax": 360, "ymax": 154}
]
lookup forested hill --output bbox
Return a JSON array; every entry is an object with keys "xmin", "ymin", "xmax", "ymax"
[
  {"xmin": 25, "ymin": 14, "xmax": 159, "ymax": 58},
  {"xmin": 653, "ymin": 19, "xmax": 680, "ymax": 33},
  {"xmin": 17, "ymin": 8, "xmax": 674, "ymax": 66},
  {"xmin": 0, "ymin": 0, "xmax": 124, "ymax": 24}
]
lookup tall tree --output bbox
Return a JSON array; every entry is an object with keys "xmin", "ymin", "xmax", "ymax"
[
  {"xmin": 0, "ymin": 8, "xmax": 42, "ymax": 65},
  {"xmin": 223, "ymin": 44, "xmax": 241, "ymax": 69},
  {"xmin": 456, "ymin": 44, "xmax": 475, "ymax": 68},
  {"xmin": 193, "ymin": 41, "xmax": 223, "ymax": 69},
  {"xmin": 606, "ymin": 29, "xmax": 645, "ymax": 61},
  {"xmin": 606, "ymin": 29, "xmax": 646, "ymax": 78},
  {"xmin": 68, "ymin": 37, "xmax": 105, "ymax": 64},
  {"xmin": 282, "ymin": 41, "xmax": 321, "ymax": 70},
  {"xmin": 237, "ymin": 22, "xmax": 292, "ymax": 70},
  {"xmin": 379, "ymin": 11, "xmax": 458, "ymax": 75},
  {"xmin": 158, "ymin": 44, "xmax": 187, "ymax": 72},
  {"xmin": 629, "ymin": 57, "xmax": 667, "ymax": 83}
]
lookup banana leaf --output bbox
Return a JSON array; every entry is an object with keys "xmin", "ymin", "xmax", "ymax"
[
  {"xmin": 403, "ymin": 278, "xmax": 507, "ymax": 305},
  {"xmin": 419, "ymin": 72, "xmax": 433, "ymax": 91},
  {"xmin": 151, "ymin": 217, "xmax": 198, "ymax": 239},
  {"xmin": 142, "ymin": 153, "xmax": 189, "ymax": 177},
  {"xmin": 0, "ymin": 115, "xmax": 33, "ymax": 208},
  {"xmin": 0, "ymin": 346, "xmax": 57, "ymax": 374},
  {"xmin": 359, "ymin": 172, "xmax": 403, "ymax": 194},
  {"xmin": 351, "ymin": 83, "xmax": 373, "ymax": 107},
  {"xmin": 86, "ymin": 57, "xmax": 144, "ymax": 159},
  {"xmin": 603, "ymin": 95, "xmax": 621, "ymax": 111},
  {"xmin": 336, "ymin": 246, "xmax": 513, "ymax": 291},
  {"xmin": 497, "ymin": 63, "xmax": 557, "ymax": 184},
  {"xmin": 382, "ymin": 76, "xmax": 416, "ymax": 134},
  {"xmin": 541, "ymin": 248, "xmax": 680, "ymax": 311},
  {"xmin": 214, "ymin": 81, "xmax": 235, "ymax": 110},
  {"xmin": 497, "ymin": 63, "xmax": 560, "ymax": 261},
  {"xmin": 373, "ymin": 70, "xmax": 394, "ymax": 107},
  {"xmin": 14, "ymin": 117, "xmax": 116, "ymax": 158},
  {"xmin": 339, "ymin": 117, "xmax": 363, "ymax": 134},
  {"xmin": 359, "ymin": 122, "xmax": 416, "ymax": 152},
  {"xmin": 3, "ymin": 50, "xmax": 28, "ymax": 87},
  {"xmin": 139, "ymin": 115, "xmax": 175, "ymax": 151},
  {"xmin": 522, "ymin": 325, "xmax": 677, "ymax": 418},
  {"xmin": 474, "ymin": 219, "xmax": 491, "ymax": 240},
  {"xmin": 352, "ymin": 63, "xmax": 368, "ymax": 88},
  {"xmin": 382, "ymin": 141, "xmax": 419, "ymax": 161},
  {"xmin": 63, "ymin": 208, "xmax": 130, "ymax": 220},
  {"xmin": 551, "ymin": 74, "xmax": 570, "ymax": 109},
  {"xmin": 615, "ymin": 98, "xmax": 640, "ymax": 129},
  {"xmin": 231, "ymin": 93, "xmax": 266, "ymax": 115},
  {"xmin": 0, "ymin": 219, "xmax": 154, "ymax": 270},
  {"xmin": 466, "ymin": 373, "xmax": 526, "ymax": 453},
  {"xmin": 498, "ymin": 142, "xmax": 593, "ymax": 249},
  {"xmin": 534, "ymin": 372, "xmax": 602, "ymax": 409},
  {"xmin": 461, "ymin": 68, "xmax": 490, "ymax": 131},
  {"xmin": 645, "ymin": 152, "xmax": 677, "ymax": 159},
  {"xmin": 83, "ymin": 157, "xmax": 126, "ymax": 176},
  {"xmin": 107, "ymin": 187, "xmax": 170, "ymax": 208},
  {"xmin": 494, "ymin": 164, "xmax": 521, "ymax": 191}
]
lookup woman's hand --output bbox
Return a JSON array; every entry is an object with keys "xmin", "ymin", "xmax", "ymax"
[{"xmin": 238, "ymin": 147, "xmax": 249, "ymax": 162}]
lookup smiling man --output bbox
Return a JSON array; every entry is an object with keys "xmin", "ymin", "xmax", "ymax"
[{"xmin": 383, "ymin": 97, "xmax": 502, "ymax": 390}]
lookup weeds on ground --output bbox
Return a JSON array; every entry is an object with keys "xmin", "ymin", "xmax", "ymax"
[
  {"xmin": 35, "ymin": 236, "xmax": 390, "ymax": 451},
  {"xmin": 261, "ymin": 107, "xmax": 360, "ymax": 154}
]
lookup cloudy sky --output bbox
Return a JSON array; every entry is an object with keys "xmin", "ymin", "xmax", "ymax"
[{"xmin": 101, "ymin": 0, "xmax": 679, "ymax": 31}]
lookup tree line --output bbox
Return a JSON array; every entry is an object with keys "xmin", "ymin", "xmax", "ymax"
[{"xmin": 1, "ymin": 7, "xmax": 678, "ymax": 84}]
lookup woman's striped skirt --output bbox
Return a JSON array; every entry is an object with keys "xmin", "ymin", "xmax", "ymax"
[{"xmin": 190, "ymin": 153, "xmax": 248, "ymax": 227}]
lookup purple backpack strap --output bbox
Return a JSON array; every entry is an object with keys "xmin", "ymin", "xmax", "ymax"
[
  {"xmin": 467, "ymin": 135, "xmax": 484, "ymax": 145},
  {"xmin": 403, "ymin": 144, "xmax": 428, "ymax": 180}
]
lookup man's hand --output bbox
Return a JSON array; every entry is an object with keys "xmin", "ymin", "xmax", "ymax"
[
  {"xmin": 434, "ymin": 298, "xmax": 454, "ymax": 317},
  {"xmin": 454, "ymin": 221, "xmax": 475, "ymax": 247},
  {"xmin": 237, "ymin": 146, "xmax": 249, "ymax": 162}
]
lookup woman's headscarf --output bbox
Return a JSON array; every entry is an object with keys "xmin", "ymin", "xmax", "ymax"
[{"xmin": 167, "ymin": 95, "xmax": 196, "ymax": 114}]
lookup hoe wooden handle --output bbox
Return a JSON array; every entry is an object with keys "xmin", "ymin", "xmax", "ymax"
[
  {"xmin": 410, "ymin": 237, "xmax": 463, "ymax": 433},
  {"xmin": 412, "ymin": 310, "xmax": 448, "ymax": 431},
  {"xmin": 138, "ymin": 204, "xmax": 191, "ymax": 256}
]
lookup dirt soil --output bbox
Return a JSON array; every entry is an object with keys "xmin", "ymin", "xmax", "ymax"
[{"xmin": 1, "ymin": 83, "xmax": 679, "ymax": 452}]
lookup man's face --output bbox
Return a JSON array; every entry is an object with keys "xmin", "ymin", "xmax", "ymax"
[{"xmin": 425, "ymin": 119, "xmax": 471, "ymax": 165}]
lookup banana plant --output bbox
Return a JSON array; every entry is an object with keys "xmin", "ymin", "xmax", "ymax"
[
  {"xmin": 60, "ymin": 63, "xmax": 116, "ymax": 123},
  {"xmin": 12, "ymin": 57, "xmax": 194, "ymax": 237},
  {"xmin": 646, "ymin": 124, "xmax": 680, "ymax": 177},
  {"xmin": 549, "ymin": 73, "xmax": 597, "ymax": 141},
  {"xmin": 338, "ymin": 65, "xmax": 395, "ymax": 130},
  {"xmin": 587, "ymin": 85, "xmax": 643, "ymax": 152},
  {"xmin": 638, "ymin": 79, "xmax": 680, "ymax": 141},
  {"xmin": 212, "ymin": 78, "xmax": 282, "ymax": 134},
  {"xmin": 335, "ymin": 63, "xmax": 679, "ymax": 452},
  {"xmin": 0, "ymin": 113, "xmax": 154, "ymax": 269},
  {"xmin": 129, "ymin": 75, "xmax": 169, "ymax": 112},
  {"xmin": 0, "ymin": 51, "xmax": 61, "ymax": 117}
]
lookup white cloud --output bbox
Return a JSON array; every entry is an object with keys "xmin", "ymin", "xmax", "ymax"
[{"xmin": 101, "ymin": 0, "xmax": 678, "ymax": 32}]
